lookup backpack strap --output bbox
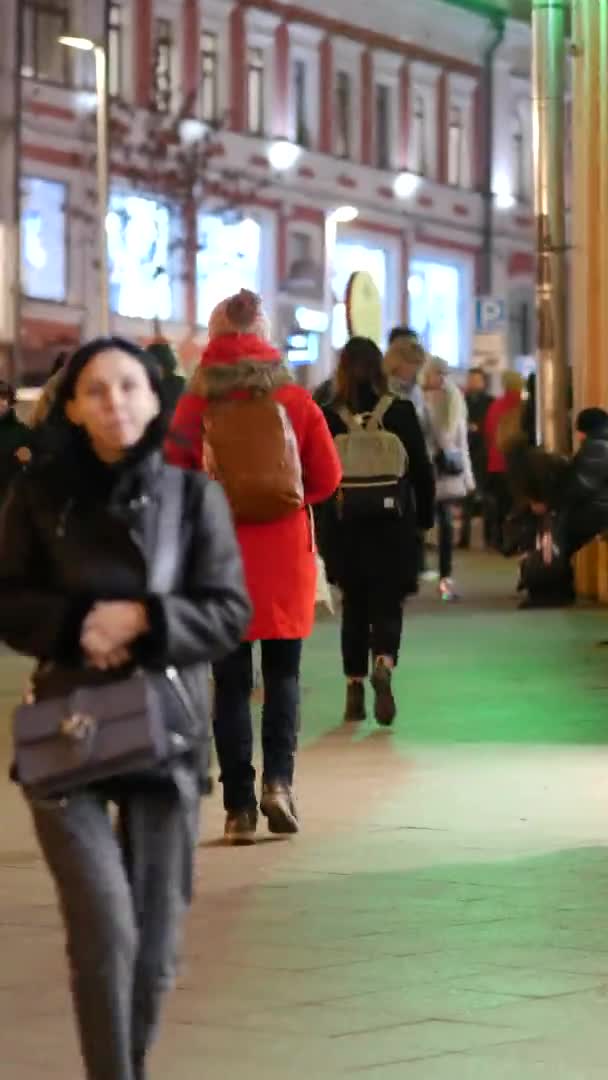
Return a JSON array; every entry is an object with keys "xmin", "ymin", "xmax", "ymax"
[
  {"xmin": 366, "ymin": 395, "xmax": 395, "ymax": 432},
  {"xmin": 336, "ymin": 406, "xmax": 360, "ymax": 432}
]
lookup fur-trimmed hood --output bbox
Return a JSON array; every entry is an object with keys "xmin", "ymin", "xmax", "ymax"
[
  {"xmin": 191, "ymin": 332, "xmax": 291, "ymax": 399},
  {"xmin": 189, "ymin": 357, "xmax": 292, "ymax": 399}
]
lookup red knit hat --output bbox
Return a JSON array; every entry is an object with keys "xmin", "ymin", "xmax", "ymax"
[{"xmin": 201, "ymin": 289, "xmax": 281, "ymax": 367}]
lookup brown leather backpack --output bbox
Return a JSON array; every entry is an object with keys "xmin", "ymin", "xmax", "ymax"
[{"xmin": 202, "ymin": 393, "xmax": 304, "ymax": 523}]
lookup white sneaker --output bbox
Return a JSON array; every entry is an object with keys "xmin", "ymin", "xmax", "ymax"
[{"xmin": 420, "ymin": 570, "xmax": 439, "ymax": 583}]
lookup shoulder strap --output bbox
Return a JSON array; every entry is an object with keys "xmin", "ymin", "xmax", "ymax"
[
  {"xmin": 336, "ymin": 406, "xmax": 360, "ymax": 433},
  {"xmin": 366, "ymin": 395, "xmax": 394, "ymax": 432},
  {"xmin": 149, "ymin": 467, "xmax": 184, "ymax": 594}
]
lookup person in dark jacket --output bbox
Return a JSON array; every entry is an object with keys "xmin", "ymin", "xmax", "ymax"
[
  {"xmin": 319, "ymin": 337, "xmax": 435, "ymax": 726},
  {"xmin": 460, "ymin": 367, "xmax": 493, "ymax": 549},
  {"xmin": 146, "ymin": 339, "xmax": 185, "ymax": 418},
  {"xmin": 558, "ymin": 407, "xmax": 608, "ymax": 554},
  {"xmin": 0, "ymin": 380, "xmax": 32, "ymax": 500},
  {"xmin": 0, "ymin": 336, "xmax": 250, "ymax": 1080}
]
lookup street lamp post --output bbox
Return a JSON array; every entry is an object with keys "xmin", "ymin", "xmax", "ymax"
[{"xmin": 59, "ymin": 37, "xmax": 110, "ymax": 336}]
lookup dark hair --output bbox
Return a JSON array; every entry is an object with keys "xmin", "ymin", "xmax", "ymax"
[
  {"xmin": 388, "ymin": 325, "xmax": 418, "ymax": 346},
  {"xmin": 468, "ymin": 367, "xmax": 488, "ymax": 386},
  {"xmin": 576, "ymin": 407, "xmax": 608, "ymax": 436},
  {"xmin": 335, "ymin": 337, "xmax": 388, "ymax": 409},
  {"xmin": 0, "ymin": 380, "xmax": 16, "ymax": 406},
  {"xmin": 45, "ymin": 336, "xmax": 170, "ymax": 458},
  {"xmin": 50, "ymin": 351, "xmax": 70, "ymax": 378},
  {"xmin": 57, "ymin": 336, "xmax": 164, "ymax": 408}
]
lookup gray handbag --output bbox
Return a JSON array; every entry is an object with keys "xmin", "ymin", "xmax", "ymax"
[{"xmin": 12, "ymin": 468, "xmax": 190, "ymax": 797}]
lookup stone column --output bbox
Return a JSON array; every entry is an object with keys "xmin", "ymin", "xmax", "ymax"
[{"xmin": 571, "ymin": 0, "xmax": 608, "ymax": 599}]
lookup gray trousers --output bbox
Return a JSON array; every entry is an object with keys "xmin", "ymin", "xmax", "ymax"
[{"xmin": 29, "ymin": 764, "xmax": 199, "ymax": 1080}]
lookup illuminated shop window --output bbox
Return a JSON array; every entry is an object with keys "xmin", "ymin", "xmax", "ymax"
[
  {"xmin": 331, "ymin": 241, "xmax": 388, "ymax": 350},
  {"xmin": 21, "ymin": 176, "xmax": 67, "ymax": 302},
  {"xmin": 107, "ymin": 192, "xmax": 173, "ymax": 320},
  {"xmin": 196, "ymin": 214, "xmax": 261, "ymax": 327},
  {"xmin": 408, "ymin": 258, "xmax": 461, "ymax": 367}
]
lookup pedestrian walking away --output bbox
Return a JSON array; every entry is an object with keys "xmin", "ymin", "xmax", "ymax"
[
  {"xmin": 423, "ymin": 357, "xmax": 475, "ymax": 601},
  {"xmin": 0, "ymin": 336, "xmax": 250, "ymax": 1080},
  {"xmin": 167, "ymin": 289, "xmax": 341, "ymax": 845},
  {"xmin": 319, "ymin": 337, "xmax": 435, "ymax": 727},
  {"xmin": 461, "ymin": 367, "xmax": 493, "ymax": 550}
]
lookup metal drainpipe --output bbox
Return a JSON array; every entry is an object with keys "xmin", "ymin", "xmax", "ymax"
[
  {"xmin": 11, "ymin": 0, "xmax": 23, "ymax": 387},
  {"xmin": 479, "ymin": 15, "xmax": 506, "ymax": 297},
  {"xmin": 531, "ymin": 0, "xmax": 569, "ymax": 454}
]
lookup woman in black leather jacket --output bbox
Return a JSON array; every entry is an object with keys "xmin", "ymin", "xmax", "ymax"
[{"xmin": 0, "ymin": 337, "xmax": 250, "ymax": 1080}]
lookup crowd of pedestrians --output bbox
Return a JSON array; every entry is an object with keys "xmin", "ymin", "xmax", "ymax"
[{"xmin": 1, "ymin": 291, "xmax": 607, "ymax": 1080}]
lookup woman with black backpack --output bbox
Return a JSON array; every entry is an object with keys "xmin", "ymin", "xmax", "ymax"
[{"xmin": 319, "ymin": 337, "xmax": 435, "ymax": 726}]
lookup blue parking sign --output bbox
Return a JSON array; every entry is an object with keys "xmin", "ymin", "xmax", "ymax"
[{"xmin": 475, "ymin": 297, "xmax": 506, "ymax": 333}]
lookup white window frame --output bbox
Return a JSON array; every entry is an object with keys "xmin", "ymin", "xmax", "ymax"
[
  {"xmin": 150, "ymin": 0, "xmax": 184, "ymax": 113},
  {"xmin": 373, "ymin": 50, "xmax": 402, "ymax": 173},
  {"xmin": 198, "ymin": 0, "xmax": 232, "ymax": 126},
  {"xmin": 244, "ymin": 8, "xmax": 281, "ymax": 139},
  {"xmin": 333, "ymin": 38, "xmax": 363, "ymax": 164},
  {"xmin": 447, "ymin": 71, "xmax": 476, "ymax": 190},
  {"xmin": 409, "ymin": 60, "xmax": 442, "ymax": 181},
  {"xmin": 288, "ymin": 24, "xmax": 323, "ymax": 149}
]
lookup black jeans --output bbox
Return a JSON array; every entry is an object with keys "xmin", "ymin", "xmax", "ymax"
[
  {"xmin": 341, "ymin": 585, "xmax": 403, "ymax": 678},
  {"xmin": 213, "ymin": 640, "xmax": 302, "ymax": 812},
  {"xmin": 436, "ymin": 501, "xmax": 454, "ymax": 579},
  {"xmin": 486, "ymin": 473, "xmax": 512, "ymax": 551},
  {"xmin": 29, "ymin": 764, "xmax": 199, "ymax": 1080}
]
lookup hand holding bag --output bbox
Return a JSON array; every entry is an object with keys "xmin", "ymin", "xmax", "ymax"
[{"xmin": 12, "ymin": 469, "xmax": 188, "ymax": 798}]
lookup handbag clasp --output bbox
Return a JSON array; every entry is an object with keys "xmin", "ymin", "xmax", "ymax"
[{"xmin": 61, "ymin": 712, "xmax": 97, "ymax": 742}]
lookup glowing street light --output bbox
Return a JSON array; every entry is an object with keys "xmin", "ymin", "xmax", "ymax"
[
  {"xmin": 394, "ymin": 171, "xmax": 420, "ymax": 199},
  {"xmin": 329, "ymin": 205, "xmax": 359, "ymax": 224},
  {"xmin": 268, "ymin": 140, "xmax": 301, "ymax": 171}
]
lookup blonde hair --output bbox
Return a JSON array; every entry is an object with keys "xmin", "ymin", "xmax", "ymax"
[
  {"xmin": 424, "ymin": 356, "xmax": 465, "ymax": 436},
  {"xmin": 383, "ymin": 338, "xmax": 426, "ymax": 379},
  {"xmin": 502, "ymin": 370, "xmax": 524, "ymax": 394}
]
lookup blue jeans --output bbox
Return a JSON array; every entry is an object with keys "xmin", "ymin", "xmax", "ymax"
[{"xmin": 213, "ymin": 640, "xmax": 302, "ymax": 812}]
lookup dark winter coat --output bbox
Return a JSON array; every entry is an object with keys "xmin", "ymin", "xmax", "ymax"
[
  {"xmin": 560, "ymin": 424, "xmax": 608, "ymax": 549},
  {"xmin": 319, "ymin": 388, "xmax": 435, "ymax": 596},
  {"xmin": 0, "ymin": 409, "xmax": 31, "ymax": 498},
  {"xmin": 0, "ymin": 436, "xmax": 251, "ymax": 788},
  {"xmin": 465, "ymin": 390, "xmax": 493, "ymax": 486}
]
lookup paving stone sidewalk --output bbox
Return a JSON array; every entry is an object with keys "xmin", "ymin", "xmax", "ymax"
[{"xmin": 2, "ymin": 555, "xmax": 608, "ymax": 1078}]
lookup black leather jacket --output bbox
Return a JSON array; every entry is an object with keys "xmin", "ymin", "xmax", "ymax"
[
  {"xmin": 567, "ymin": 428, "xmax": 608, "ymax": 513},
  {"xmin": 0, "ymin": 440, "xmax": 251, "ymax": 784}
]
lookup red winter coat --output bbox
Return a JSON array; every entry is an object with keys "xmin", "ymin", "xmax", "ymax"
[
  {"xmin": 484, "ymin": 390, "xmax": 523, "ymax": 474},
  {"xmin": 166, "ymin": 348, "xmax": 341, "ymax": 643}
]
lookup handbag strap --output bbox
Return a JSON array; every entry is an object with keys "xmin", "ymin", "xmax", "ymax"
[{"xmin": 149, "ymin": 467, "xmax": 184, "ymax": 594}]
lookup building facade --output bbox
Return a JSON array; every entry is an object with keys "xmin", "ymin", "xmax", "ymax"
[{"xmin": 0, "ymin": 0, "xmax": 537, "ymax": 384}]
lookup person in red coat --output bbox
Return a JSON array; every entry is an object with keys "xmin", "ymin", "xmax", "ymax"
[
  {"xmin": 484, "ymin": 371, "xmax": 524, "ymax": 549},
  {"xmin": 167, "ymin": 290, "xmax": 341, "ymax": 844}
]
